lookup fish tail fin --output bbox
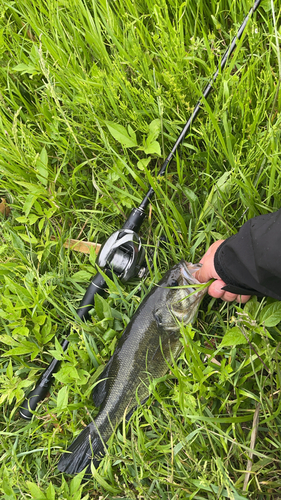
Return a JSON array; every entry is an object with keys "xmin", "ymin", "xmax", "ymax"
[{"xmin": 57, "ymin": 423, "xmax": 106, "ymax": 475}]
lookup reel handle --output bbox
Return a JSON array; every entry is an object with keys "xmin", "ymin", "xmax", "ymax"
[{"xmin": 19, "ymin": 376, "xmax": 57, "ymax": 420}]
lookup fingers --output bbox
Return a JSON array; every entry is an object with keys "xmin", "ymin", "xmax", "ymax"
[
  {"xmin": 235, "ymin": 294, "xmax": 251, "ymax": 304},
  {"xmin": 208, "ymin": 281, "xmax": 251, "ymax": 303},
  {"xmin": 208, "ymin": 280, "xmax": 230, "ymax": 299}
]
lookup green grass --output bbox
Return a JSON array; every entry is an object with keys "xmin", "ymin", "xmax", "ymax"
[{"xmin": 1, "ymin": 0, "xmax": 281, "ymax": 498}]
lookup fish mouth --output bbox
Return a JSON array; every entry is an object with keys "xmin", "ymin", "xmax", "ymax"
[
  {"xmin": 179, "ymin": 260, "xmax": 207, "ymax": 300},
  {"xmin": 180, "ymin": 260, "xmax": 203, "ymax": 284}
]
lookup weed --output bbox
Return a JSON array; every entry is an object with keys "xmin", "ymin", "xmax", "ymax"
[{"xmin": 0, "ymin": 0, "xmax": 281, "ymax": 498}]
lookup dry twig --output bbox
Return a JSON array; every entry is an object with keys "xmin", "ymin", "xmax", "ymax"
[
  {"xmin": 52, "ymin": 237, "xmax": 101, "ymax": 255},
  {"xmin": 0, "ymin": 198, "xmax": 11, "ymax": 218}
]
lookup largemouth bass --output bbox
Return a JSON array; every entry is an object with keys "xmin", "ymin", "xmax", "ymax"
[{"xmin": 58, "ymin": 260, "xmax": 206, "ymax": 475}]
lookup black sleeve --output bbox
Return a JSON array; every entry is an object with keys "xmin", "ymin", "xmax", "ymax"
[{"xmin": 214, "ymin": 209, "xmax": 281, "ymax": 300}]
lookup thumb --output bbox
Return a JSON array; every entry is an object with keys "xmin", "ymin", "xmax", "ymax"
[
  {"xmin": 194, "ymin": 240, "xmax": 225, "ymax": 283},
  {"xmin": 194, "ymin": 263, "xmax": 214, "ymax": 283}
]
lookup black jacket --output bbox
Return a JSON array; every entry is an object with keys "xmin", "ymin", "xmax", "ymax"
[{"xmin": 214, "ymin": 209, "xmax": 281, "ymax": 300}]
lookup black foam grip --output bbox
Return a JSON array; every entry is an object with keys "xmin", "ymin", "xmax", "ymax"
[{"xmin": 19, "ymin": 384, "xmax": 50, "ymax": 420}]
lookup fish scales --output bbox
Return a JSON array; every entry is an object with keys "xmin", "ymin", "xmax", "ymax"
[{"xmin": 58, "ymin": 260, "xmax": 206, "ymax": 475}]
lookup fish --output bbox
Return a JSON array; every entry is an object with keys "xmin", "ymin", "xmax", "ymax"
[{"xmin": 57, "ymin": 260, "xmax": 206, "ymax": 475}]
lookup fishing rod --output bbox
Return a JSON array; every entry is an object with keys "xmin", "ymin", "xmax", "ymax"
[{"xmin": 19, "ymin": 0, "xmax": 262, "ymax": 420}]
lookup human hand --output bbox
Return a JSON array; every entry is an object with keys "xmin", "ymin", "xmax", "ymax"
[{"xmin": 194, "ymin": 240, "xmax": 251, "ymax": 303}]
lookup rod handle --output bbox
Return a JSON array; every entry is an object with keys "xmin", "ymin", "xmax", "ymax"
[
  {"xmin": 19, "ymin": 383, "xmax": 51, "ymax": 420},
  {"xmin": 19, "ymin": 274, "xmax": 108, "ymax": 420},
  {"xmin": 19, "ymin": 340, "xmax": 69, "ymax": 420},
  {"xmin": 77, "ymin": 271, "xmax": 108, "ymax": 320},
  {"xmin": 122, "ymin": 207, "xmax": 146, "ymax": 232}
]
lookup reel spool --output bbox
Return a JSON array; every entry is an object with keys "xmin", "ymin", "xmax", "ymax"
[{"xmin": 97, "ymin": 229, "xmax": 146, "ymax": 281}]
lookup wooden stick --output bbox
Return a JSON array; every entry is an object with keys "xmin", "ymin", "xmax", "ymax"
[
  {"xmin": 0, "ymin": 198, "xmax": 11, "ymax": 218},
  {"xmin": 51, "ymin": 237, "xmax": 101, "ymax": 255}
]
